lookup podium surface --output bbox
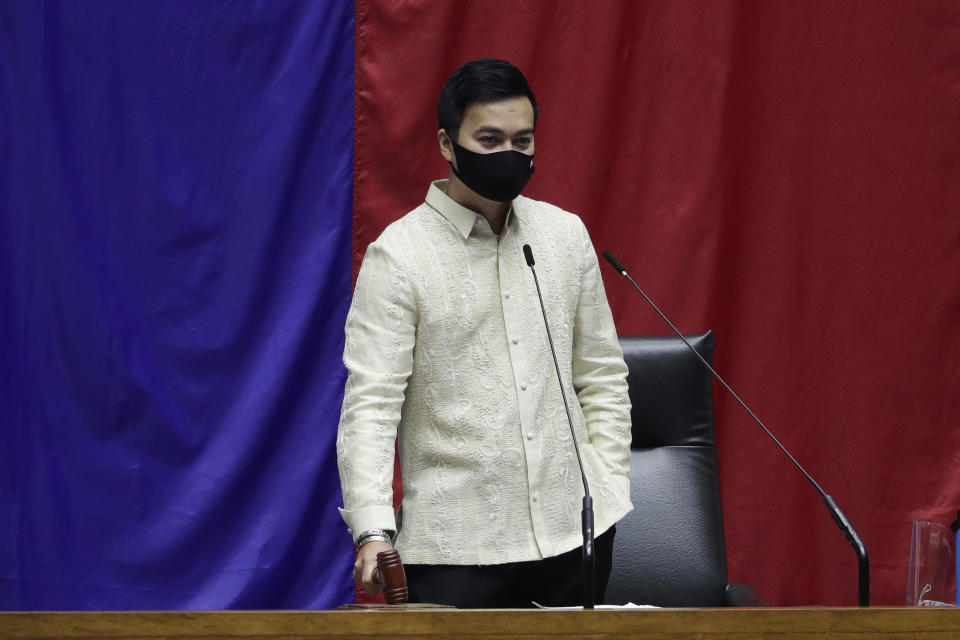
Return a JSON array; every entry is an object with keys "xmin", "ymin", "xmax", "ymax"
[{"xmin": 3, "ymin": 607, "xmax": 959, "ymax": 639}]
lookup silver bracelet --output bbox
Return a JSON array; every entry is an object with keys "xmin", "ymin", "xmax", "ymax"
[
  {"xmin": 356, "ymin": 529, "xmax": 394, "ymax": 548},
  {"xmin": 357, "ymin": 534, "xmax": 391, "ymax": 549}
]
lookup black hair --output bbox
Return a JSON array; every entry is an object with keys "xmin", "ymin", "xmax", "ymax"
[{"xmin": 437, "ymin": 58, "xmax": 538, "ymax": 143}]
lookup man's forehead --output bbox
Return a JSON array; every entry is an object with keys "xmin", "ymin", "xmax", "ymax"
[{"xmin": 461, "ymin": 96, "xmax": 535, "ymax": 130}]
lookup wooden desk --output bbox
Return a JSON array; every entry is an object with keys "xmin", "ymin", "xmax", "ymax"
[{"xmin": 2, "ymin": 607, "xmax": 958, "ymax": 639}]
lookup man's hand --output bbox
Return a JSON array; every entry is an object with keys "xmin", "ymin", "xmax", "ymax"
[{"xmin": 354, "ymin": 541, "xmax": 394, "ymax": 596}]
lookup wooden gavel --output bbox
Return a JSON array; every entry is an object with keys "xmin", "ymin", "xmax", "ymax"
[{"xmin": 372, "ymin": 549, "xmax": 408, "ymax": 604}]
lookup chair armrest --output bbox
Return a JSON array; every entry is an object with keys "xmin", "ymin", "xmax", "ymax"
[{"xmin": 724, "ymin": 582, "xmax": 770, "ymax": 607}]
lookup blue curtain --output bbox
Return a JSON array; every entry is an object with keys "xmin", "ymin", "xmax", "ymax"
[{"xmin": 1, "ymin": 0, "xmax": 355, "ymax": 609}]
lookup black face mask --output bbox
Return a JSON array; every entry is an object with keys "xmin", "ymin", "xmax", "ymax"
[{"xmin": 450, "ymin": 142, "xmax": 535, "ymax": 202}]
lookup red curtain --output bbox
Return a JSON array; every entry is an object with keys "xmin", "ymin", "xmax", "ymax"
[{"xmin": 354, "ymin": 0, "xmax": 960, "ymax": 606}]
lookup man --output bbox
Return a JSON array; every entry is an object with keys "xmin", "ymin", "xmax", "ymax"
[{"xmin": 337, "ymin": 58, "xmax": 632, "ymax": 608}]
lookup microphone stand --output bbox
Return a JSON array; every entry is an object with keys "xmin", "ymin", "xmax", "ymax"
[
  {"xmin": 603, "ymin": 250, "xmax": 870, "ymax": 607},
  {"xmin": 524, "ymin": 245, "xmax": 595, "ymax": 609}
]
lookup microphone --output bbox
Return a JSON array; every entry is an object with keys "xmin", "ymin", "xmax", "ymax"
[
  {"xmin": 602, "ymin": 250, "xmax": 870, "ymax": 607},
  {"xmin": 523, "ymin": 243, "xmax": 596, "ymax": 609}
]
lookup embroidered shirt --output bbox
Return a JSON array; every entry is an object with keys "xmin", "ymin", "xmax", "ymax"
[{"xmin": 337, "ymin": 180, "xmax": 632, "ymax": 565}]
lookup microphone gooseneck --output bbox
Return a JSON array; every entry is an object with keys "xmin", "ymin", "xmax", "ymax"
[
  {"xmin": 601, "ymin": 250, "xmax": 870, "ymax": 607},
  {"xmin": 523, "ymin": 244, "xmax": 536, "ymax": 267},
  {"xmin": 523, "ymin": 243, "xmax": 596, "ymax": 610}
]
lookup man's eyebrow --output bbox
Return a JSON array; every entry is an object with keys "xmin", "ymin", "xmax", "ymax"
[{"xmin": 471, "ymin": 126, "xmax": 535, "ymax": 136}]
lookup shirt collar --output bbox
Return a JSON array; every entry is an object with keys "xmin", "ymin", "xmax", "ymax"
[{"xmin": 425, "ymin": 180, "xmax": 521, "ymax": 239}]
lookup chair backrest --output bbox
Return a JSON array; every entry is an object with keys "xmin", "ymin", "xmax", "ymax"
[{"xmin": 605, "ymin": 331, "xmax": 729, "ymax": 607}]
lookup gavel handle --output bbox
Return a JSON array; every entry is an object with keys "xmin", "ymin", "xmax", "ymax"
[{"xmin": 373, "ymin": 549, "xmax": 408, "ymax": 604}]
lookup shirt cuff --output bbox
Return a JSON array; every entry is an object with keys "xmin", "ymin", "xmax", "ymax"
[{"xmin": 339, "ymin": 505, "xmax": 397, "ymax": 543}]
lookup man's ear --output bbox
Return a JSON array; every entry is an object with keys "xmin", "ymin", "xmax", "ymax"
[{"xmin": 438, "ymin": 129, "xmax": 455, "ymax": 163}]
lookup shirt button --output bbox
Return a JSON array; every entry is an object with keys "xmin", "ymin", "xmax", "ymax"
[
  {"xmin": 526, "ymin": 432, "xmax": 534, "ymax": 441},
  {"xmin": 520, "ymin": 383, "xmax": 527, "ymax": 391},
  {"xmin": 532, "ymin": 493, "xmax": 539, "ymax": 502},
  {"xmin": 512, "ymin": 338, "xmax": 519, "ymax": 345},
  {"xmin": 504, "ymin": 292, "xmax": 510, "ymax": 299}
]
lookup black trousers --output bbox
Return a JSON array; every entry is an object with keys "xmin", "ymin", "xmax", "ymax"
[{"xmin": 405, "ymin": 526, "xmax": 615, "ymax": 608}]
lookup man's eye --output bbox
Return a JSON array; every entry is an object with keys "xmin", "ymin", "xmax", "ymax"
[
  {"xmin": 480, "ymin": 136, "xmax": 497, "ymax": 145},
  {"xmin": 514, "ymin": 137, "xmax": 532, "ymax": 146}
]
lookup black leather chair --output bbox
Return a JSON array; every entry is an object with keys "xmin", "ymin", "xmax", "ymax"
[{"xmin": 605, "ymin": 331, "xmax": 765, "ymax": 607}]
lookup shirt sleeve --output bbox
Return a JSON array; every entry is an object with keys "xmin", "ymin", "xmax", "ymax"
[
  {"xmin": 336, "ymin": 234, "xmax": 418, "ymax": 541},
  {"xmin": 570, "ymin": 219, "xmax": 632, "ymax": 491}
]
